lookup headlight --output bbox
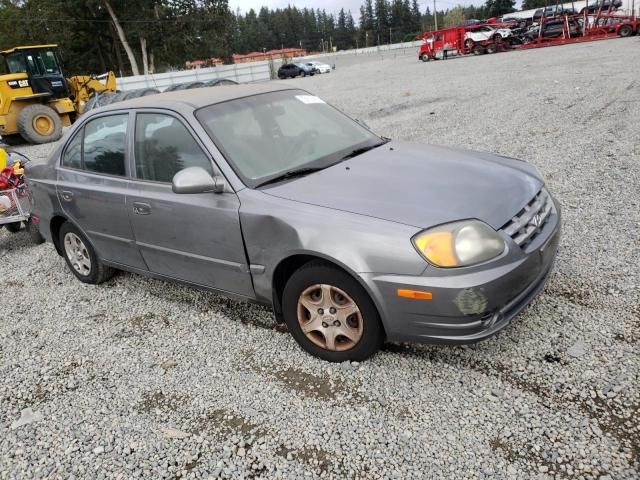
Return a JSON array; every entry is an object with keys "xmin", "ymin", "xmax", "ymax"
[{"xmin": 412, "ymin": 220, "xmax": 506, "ymax": 268}]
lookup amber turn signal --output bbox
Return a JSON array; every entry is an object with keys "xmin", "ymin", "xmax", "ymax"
[{"xmin": 397, "ymin": 289, "xmax": 433, "ymax": 300}]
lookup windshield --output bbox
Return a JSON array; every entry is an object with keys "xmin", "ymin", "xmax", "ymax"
[{"xmin": 196, "ymin": 89, "xmax": 380, "ymax": 187}]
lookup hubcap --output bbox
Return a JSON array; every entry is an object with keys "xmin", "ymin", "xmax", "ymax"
[
  {"xmin": 33, "ymin": 114, "xmax": 54, "ymax": 135},
  {"xmin": 297, "ymin": 284, "xmax": 363, "ymax": 352},
  {"xmin": 64, "ymin": 233, "xmax": 91, "ymax": 276}
]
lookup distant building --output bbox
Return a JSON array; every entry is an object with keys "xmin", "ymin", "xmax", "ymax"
[{"xmin": 186, "ymin": 48, "xmax": 307, "ymax": 68}]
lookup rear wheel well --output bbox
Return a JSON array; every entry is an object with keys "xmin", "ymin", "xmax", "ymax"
[{"xmin": 50, "ymin": 215, "xmax": 67, "ymax": 255}]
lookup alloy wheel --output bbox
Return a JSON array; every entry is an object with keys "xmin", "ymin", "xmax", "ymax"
[
  {"xmin": 297, "ymin": 284, "xmax": 363, "ymax": 351},
  {"xmin": 64, "ymin": 232, "xmax": 92, "ymax": 276}
]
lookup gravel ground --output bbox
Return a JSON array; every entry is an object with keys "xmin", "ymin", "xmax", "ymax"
[{"xmin": 1, "ymin": 37, "xmax": 639, "ymax": 479}]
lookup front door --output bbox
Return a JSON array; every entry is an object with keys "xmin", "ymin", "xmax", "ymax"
[
  {"xmin": 56, "ymin": 112, "xmax": 146, "ymax": 269},
  {"xmin": 127, "ymin": 111, "xmax": 254, "ymax": 297}
]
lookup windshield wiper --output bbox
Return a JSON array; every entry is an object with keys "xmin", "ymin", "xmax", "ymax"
[
  {"xmin": 340, "ymin": 139, "xmax": 390, "ymax": 161},
  {"xmin": 256, "ymin": 166, "xmax": 326, "ymax": 188}
]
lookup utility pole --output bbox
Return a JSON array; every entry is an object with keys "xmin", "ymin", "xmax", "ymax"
[
  {"xmin": 389, "ymin": 27, "xmax": 392, "ymax": 44},
  {"xmin": 434, "ymin": 0, "xmax": 438, "ymax": 30}
]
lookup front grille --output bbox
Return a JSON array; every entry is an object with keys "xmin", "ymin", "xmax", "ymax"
[{"xmin": 502, "ymin": 188, "xmax": 552, "ymax": 248}]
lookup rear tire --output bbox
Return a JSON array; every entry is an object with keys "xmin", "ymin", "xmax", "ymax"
[
  {"xmin": 27, "ymin": 218, "xmax": 45, "ymax": 244},
  {"xmin": 619, "ymin": 25, "xmax": 632, "ymax": 37},
  {"xmin": 282, "ymin": 261, "xmax": 384, "ymax": 362},
  {"xmin": 17, "ymin": 104, "xmax": 63, "ymax": 144},
  {"xmin": 59, "ymin": 222, "xmax": 115, "ymax": 284}
]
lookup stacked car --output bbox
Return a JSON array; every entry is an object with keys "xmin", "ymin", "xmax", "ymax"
[{"xmin": 419, "ymin": 2, "xmax": 639, "ymax": 62}]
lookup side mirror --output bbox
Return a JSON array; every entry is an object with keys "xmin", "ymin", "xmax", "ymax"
[{"xmin": 172, "ymin": 167, "xmax": 226, "ymax": 194}]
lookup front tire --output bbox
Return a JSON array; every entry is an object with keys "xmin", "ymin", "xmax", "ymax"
[
  {"xmin": 59, "ymin": 222, "xmax": 115, "ymax": 284},
  {"xmin": 282, "ymin": 261, "xmax": 383, "ymax": 362}
]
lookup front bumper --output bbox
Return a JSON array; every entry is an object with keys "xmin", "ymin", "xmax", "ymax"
[{"xmin": 362, "ymin": 218, "xmax": 561, "ymax": 344}]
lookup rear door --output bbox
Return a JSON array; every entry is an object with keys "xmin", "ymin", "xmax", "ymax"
[
  {"xmin": 126, "ymin": 110, "xmax": 254, "ymax": 297},
  {"xmin": 56, "ymin": 112, "xmax": 147, "ymax": 269}
]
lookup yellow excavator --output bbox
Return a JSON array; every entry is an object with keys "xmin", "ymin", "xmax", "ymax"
[{"xmin": 0, "ymin": 44, "xmax": 116, "ymax": 145}]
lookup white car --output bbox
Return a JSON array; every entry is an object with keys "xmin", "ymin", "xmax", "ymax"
[
  {"xmin": 305, "ymin": 62, "xmax": 331, "ymax": 74},
  {"xmin": 464, "ymin": 25, "xmax": 512, "ymax": 44}
]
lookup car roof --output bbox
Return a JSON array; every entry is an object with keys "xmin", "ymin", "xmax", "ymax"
[{"xmin": 96, "ymin": 83, "xmax": 295, "ymax": 113}]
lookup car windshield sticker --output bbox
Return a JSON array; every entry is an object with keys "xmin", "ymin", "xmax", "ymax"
[{"xmin": 296, "ymin": 95, "xmax": 326, "ymax": 105}]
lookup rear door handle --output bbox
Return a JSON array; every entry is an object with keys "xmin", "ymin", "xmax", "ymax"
[
  {"xmin": 60, "ymin": 190, "xmax": 74, "ymax": 202},
  {"xmin": 133, "ymin": 202, "xmax": 151, "ymax": 215}
]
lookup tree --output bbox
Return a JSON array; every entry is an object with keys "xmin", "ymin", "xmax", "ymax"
[
  {"xmin": 521, "ymin": 0, "xmax": 548, "ymax": 10},
  {"xmin": 483, "ymin": 0, "xmax": 516, "ymax": 18},
  {"xmin": 103, "ymin": 0, "xmax": 140, "ymax": 75},
  {"xmin": 374, "ymin": 0, "xmax": 390, "ymax": 45}
]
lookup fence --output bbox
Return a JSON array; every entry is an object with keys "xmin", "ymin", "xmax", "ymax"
[{"xmin": 115, "ymin": 40, "xmax": 424, "ymax": 92}]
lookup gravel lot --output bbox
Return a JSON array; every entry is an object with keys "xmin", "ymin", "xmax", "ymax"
[{"xmin": 1, "ymin": 37, "xmax": 639, "ymax": 479}]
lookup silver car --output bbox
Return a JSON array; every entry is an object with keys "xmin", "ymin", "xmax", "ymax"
[{"xmin": 28, "ymin": 84, "xmax": 561, "ymax": 362}]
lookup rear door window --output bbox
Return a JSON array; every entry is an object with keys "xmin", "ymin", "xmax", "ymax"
[
  {"xmin": 62, "ymin": 130, "xmax": 83, "ymax": 169},
  {"xmin": 83, "ymin": 114, "xmax": 128, "ymax": 176}
]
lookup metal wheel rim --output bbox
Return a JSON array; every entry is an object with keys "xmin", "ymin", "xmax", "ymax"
[
  {"xmin": 33, "ymin": 114, "xmax": 54, "ymax": 135},
  {"xmin": 297, "ymin": 284, "xmax": 363, "ymax": 352},
  {"xmin": 64, "ymin": 232, "xmax": 92, "ymax": 276}
]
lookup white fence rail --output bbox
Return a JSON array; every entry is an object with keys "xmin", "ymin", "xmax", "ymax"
[
  {"xmin": 116, "ymin": 40, "xmax": 423, "ymax": 91},
  {"xmin": 116, "ymin": 61, "xmax": 273, "ymax": 91}
]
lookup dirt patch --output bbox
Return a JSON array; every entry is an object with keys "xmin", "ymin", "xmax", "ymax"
[
  {"xmin": 588, "ymin": 396, "xmax": 639, "ymax": 467},
  {"xmin": 490, "ymin": 436, "xmax": 567, "ymax": 475},
  {"xmin": 276, "ymin": 444, "xmax": 332, "ymax": 475},
  {"xmin": 549, "ymin": 283, "xmax": 594, "ymax": 308},
  {"xmin": 197, "ymin": 408, "xmax": 266, "ymax": 438},
  {"xmin": 130, "ymin": 312, "xmax": 170, "ymax": 329},
  {"xmin": 139, "ymin": 391, "xmax": 190, "ymax": 414},
  {"xmin": 241, "ymin": 350, "xmax": 368, "ymax": 402},
  {"xmin": 368, "ymin": 97, "xmax": 443, "ymax": 119}
]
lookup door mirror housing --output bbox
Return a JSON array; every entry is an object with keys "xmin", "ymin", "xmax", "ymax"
[{"xmin": 172, "ymin": 167, "xmax": 225, "ymax": 194}]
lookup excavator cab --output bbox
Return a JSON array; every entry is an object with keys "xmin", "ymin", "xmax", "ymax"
[{"xmin": 2, "ymin": 45, "xmax": 70, "ymax": 99}]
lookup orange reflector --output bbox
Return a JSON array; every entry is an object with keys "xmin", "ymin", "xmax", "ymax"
[{"xmin": 397, "ymin": 289, "xmax": 433, "ymax": 300}]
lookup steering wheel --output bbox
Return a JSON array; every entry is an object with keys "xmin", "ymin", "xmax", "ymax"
[{"xmin": 284, "ymin": 129, "xmax": 319, "ymax": 159}]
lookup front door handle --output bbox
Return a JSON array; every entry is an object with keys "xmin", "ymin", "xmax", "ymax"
[
  {"xmin": 133, "ymin": 202, "xmax": 151, "ymax": 215},
  {"xmin": 60, "ymin": 190, "xmax": 74, "ymax": 202}
]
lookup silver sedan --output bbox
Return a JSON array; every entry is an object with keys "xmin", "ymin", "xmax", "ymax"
[{"xmin": 28, "ymin": 84, "xmax": 560, "ymax": 362}]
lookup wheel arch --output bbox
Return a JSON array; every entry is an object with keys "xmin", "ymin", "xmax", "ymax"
[
  {"xmin": 270, "ymin": 252, "xmax": 386, "ymax": 337},
  {"xmin": 50, "ymin": 214, "xmax": 68, "ymax": 256}
]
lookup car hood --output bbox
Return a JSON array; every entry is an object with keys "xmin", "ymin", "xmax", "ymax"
[{"xmin": 261, "ymin": 142, "xmax": 543, "ymax": 230}]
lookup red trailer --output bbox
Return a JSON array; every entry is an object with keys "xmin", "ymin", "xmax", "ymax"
[
  {"xmin": 418, "ymin": 25, "xmax": 510, "ymax": 62},
  {"xmin": 418, "ymin": 11, "xmax": 640, "ymax": 62}
]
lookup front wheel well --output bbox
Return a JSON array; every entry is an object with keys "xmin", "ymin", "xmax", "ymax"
[
  {"xmin": 270, "ymin": 254, "xmax": 384, "ymax": 335},
  {"xmin": 50, "ymin": 215, "xmax": 67, "ymax": 256}
]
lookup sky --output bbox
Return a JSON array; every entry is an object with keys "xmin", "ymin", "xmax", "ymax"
[{"xmin": 228, "ymin": 0, "xmax": 496, "ymax": 17}]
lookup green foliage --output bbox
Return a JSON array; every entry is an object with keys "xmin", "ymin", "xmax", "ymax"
[
  {"xmin": 521, "ymin": 0, "xmax": 550, "ymax": 10},
  {"xmin": 0, "ymin": 0, "xmax": 234, "ymax": 75},
  {"xmin": 484, "ymin": 0, "xmax": 517, "ymax": 18},
  {"xmin": 0, "ymin": 0, "xmax": 528, "ymax": 76}
]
